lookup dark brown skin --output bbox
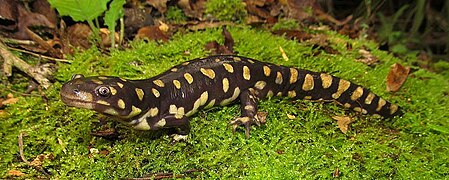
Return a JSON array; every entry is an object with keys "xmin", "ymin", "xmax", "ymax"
[{"xmin": 61, "ymin": 55, "xmax": 402, "ymax": 137}]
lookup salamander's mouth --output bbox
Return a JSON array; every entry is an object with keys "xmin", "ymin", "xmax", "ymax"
[{"xmin": 60, "ymin": 94, "xmax": 95, "ymax": 109}]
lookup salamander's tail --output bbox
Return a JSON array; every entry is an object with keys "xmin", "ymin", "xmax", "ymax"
[{"xmin": 293, "ymin": 70, "xmax": 402, "ymax": 118}]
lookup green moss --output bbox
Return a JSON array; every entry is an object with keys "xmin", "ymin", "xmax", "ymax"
[
  {"xmin": 271, "ymin": 19, "xmax": 300, "ymax": 31},
  {"xmin": 166, "ymin": 6, "xmax": 187, "ymax": 23},
  {"xmin": 1, "ymin": 27, "xmax": 448, "ymax": 179},
  {"xmin": 205, "ymin": 0, "xmax": 247, "ymax": 21}
]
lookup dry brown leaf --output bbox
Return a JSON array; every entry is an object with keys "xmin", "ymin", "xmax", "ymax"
[
  {"xmin": 158, "ymin": 20, "xmax": 169, "ymax": 32},
  {"xmin": 15, "ymin": 4, "xmax": 55, "ymax": 40},
  {"xmin": 1, "ymin": 93, "xmax": 19, "ymax": 105},
  {"xmin": 0, "ymin": 0, "xmax": 18, "ymax": 31},
  {"xmin": 333, "ymin": 167, "xmax": 340, "ymax": 177},
  {"xmin": 386, "ymin": 63, "xmax": 410, "ymax": 92},
  {"xmin": 332, "ymin": 116, "xmax": 353, "ymax": 133},
  {"xmin": 146, "ymin": 0, "xmax": 168, "ymax": 14},
  {"xmin": 204, "ymin": 27, "xmax": 234, "ymax": 55},
  {"xmin": 135, "ymin": 25, "xmax": 169, "ymax": 42},
  {"xmin": 66, "ymin": 23, "xmax": 92, "ymax": 49},
  {"xmin": 7, "ymin": 169, "xmax": 25, "ymax": 177},
  {"xmin": 177, "ymin": 0, "xmax": 206, "ymax": 19}
]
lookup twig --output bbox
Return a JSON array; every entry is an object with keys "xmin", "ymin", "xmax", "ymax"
[
  {"xmin": 0, "ymin": 40, "xmax": 52, "ymax": 89},
  {"xmin": 18, "ymin": 132, "xmax": 51, "ymax": 177},
  {"xmin": 7, "ymin": 46, "xmax": 71, "ymax": 63},
  {"xmin": 2, "ymin": 38, "xmax": 37, "ymax": 46}
]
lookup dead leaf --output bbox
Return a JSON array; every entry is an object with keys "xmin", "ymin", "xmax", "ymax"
[
  {"xmin": 32, "ymin": 0, "xmax": 58, "ymax": 26},
  {"xmin": 135, "ymin": 25, "xmax": 169, "ymax": 42},
  {"xmin": 15, "ymin": 4, "xmax": 55, "ymax": 40},
  {"xmin": 332, "ymin": 116, "xmax": 353, "ymax": 133},
  {"xmin": 1, "ymin": 93, "xmax": 19, "ymax": 105},
  {"xmin": 356, "ymin": 49, "xmax": 379, "ymax": 65},
  {"xmin": 66, "ymin": 23, "xmax": 93, "ymax": 49},
  {"xmin": 99, "ymin": 28, "xmax": 119, "ymax": 47},
  {"xmin": 7, "ymin": 169, "xmax": 25, "ymax": 177},
  {"xmin": 146, "ymin": 0, "xmax": 168, "ymax": 14},
  {"xmin": 272, "ymin": 30, "xmax": 313, "ymax": 41},
  {"xmin": 123, "ymin": 6, "xmax": 154, "ymax": 39},
  {"xmin": 158, "ymin": 20, "xmax": 169, "ymax": 32},
  {"xmin": 386, "ymin": 63, "xmax": 410, "ymax": 92},
  {"xmin": 30, "ymin": 154, "xmax": 54, "ymax": 167},
  {"xmin": 177, "ymin": 0, "xmax": 206, "ymax": 19},
  {"xmin": 0, "ymin": 0, "xmax": 18, "ymax": 31},
  {"xmin": 204, "ymin": 27, "xmax": 234, "ymax": 55}
]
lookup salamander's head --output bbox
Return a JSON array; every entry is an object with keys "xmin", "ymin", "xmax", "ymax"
[{"xmin": 60, "ymin": 74, "xmax": 143, "ymax": 119}]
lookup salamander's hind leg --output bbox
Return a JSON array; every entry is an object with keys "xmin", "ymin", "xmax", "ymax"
[
  {"xmin": 152, "ymin": 115, "xmax": 190, "ymax": 143},
  {"xmin": 229, "ymin": 88, "xmax": 267, "ymax": 138}
]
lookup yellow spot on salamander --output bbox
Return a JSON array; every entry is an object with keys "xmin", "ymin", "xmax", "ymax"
[
  {"xmin": 376, "ymin": 98, "xmax": 386, "ymax": 112},
  {"xmin": 244, "ymin": 105, "xmax": 254, "ymax": 111},
  {"xmin": 133, "ymin": 119, "xmax": 151, "ymax": 130},
  {"xmin": 98, "ymin": 76, "xmax": 108, "ymax": 80},
  {"xmin": 350, "ymin": 87, "xmax": 364, "ymax": 101},
  {"xmin": 135, "ymin": 88, "xmax": 144, "ymax": 101},
  {"xmin": 332, "ymin": 79, "xmax": 351, "ymax": 99},
  {"xmin": 171, "ymin": 68, "xmax": 178, "ymax": 72},
  {"xmin": 154, "ymin": 119, "xmax": 166, "ymax": 127},
  {"xmin": 103, "ymin": 108, "xmax": 119, "ymax": 116},
  {"xmin": 364, "ymin": 92, "xmax": 375, "ymax": 105},
  {"xmin": 304, "ymin": 96, "xmax": 312, "ymax": 100},
  {"xmin": 173, "ymin": 80, "xmax": 181, "ymax": 89},
  {"xmin": 275, "ymin": 72, "xmax": 283, "ymax": 84},
  {"xmin": 169, "ymin": 104, "xmax": 178, "ymax": 114},
  {"xmin": 205, "ymin": 99, "xmax": 216, "ymax": 109},
  {"xmin": 153, "ymin": 80, "xmax": 165, "ymax": 87},
  {"xmin": 266, "ymin": 90, "xmax": 274, "ymax": 97},
  {"xmin": 263, "ymin": 66, "xmax": 271, "ymax": 76},
  {"xmin": 149, "ymin": 107, "xmax": 159, "ymax": 117},
  {"xmin": 200, "ymin": 68, "xmax": 216, "ymax": 79},
  {"xmin": 288, "ymin": 90, "xmax": 296, "ymax": 98},
  {"xmin": 223, "ymin": 63, "xmax": 234, "ymax": 73},
  {"xmin": 289, "ymin": 68, "xmax": 298, "ymax": 84},
  {"xmin": 254, "ymin": 81, "xmax": 266, "ymax": 90},
  {"xmin": 117, "ymin": 82, "xmax": 124, "ymax": 88},
  {"xmin": 222, "ymin": 78, "xmax": 229, "ymax": 93},
  {"xmin": 344, "ymin": 103, "xmax": 352, "ymax": 108},
  {"xmin": 92, "ymin": 79, "xmax": 103, "ymax": 84},
  {"xmin": 184, "ymin": 73, "xmax": 194, "ymax": 84},
  {"xmin": 247, "ymin": 59, "xmax": 255, "ymax": 64},
  {"xmin": 243, "ymin": 66, "xmax": 251, "ymax": 80},
  {"xmin": 233, "ymin": 57, "xmax": 241, "ymax": 61},
  {"xmin": 389, "ymin": 104, "xmax": 398, "ymax": 115},
  {"xmin": 96, "ymin": 100, "xmax": 110, "ymax": 106},
  {"xmin": 110, "ymin": 87, "xmax": 117, "ymax": 95},
  {"xmin": 182, "ymin": 62, "xmax": 190, "ymax": 65},
  {"xmin": 320, "ymin": 73, "xmax": 332, "ymax": 89},
  {"xmin": 117, "ymin": 99, "xmax": 125, "ymax": 109},
  {"xmin": 302, "ymin": 74, "xmax": 314, "ymax": 91},
  {"xmin": 215, "ymin": 58, "xmax": 221, "ymax": 62},
  {"xmin": 128, "ymin": 106, "xmax": 142, "ymax": 118},
  {"xmin": 220, "ymin": 88, "xmax": 240, "ymax": 106},
  {"xmin": 152, "ymin": 88, "xmax": 160, "ymax": 98}
]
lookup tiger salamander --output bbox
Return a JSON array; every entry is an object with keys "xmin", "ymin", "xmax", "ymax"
[{"xmin": 60, "ymin": 55, "xmax": 402, "ymax": 138}]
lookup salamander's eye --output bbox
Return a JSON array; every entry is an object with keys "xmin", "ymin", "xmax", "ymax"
[{"xmin": 96, "ymin": 86, "xmax": 111, "ymax": 97}]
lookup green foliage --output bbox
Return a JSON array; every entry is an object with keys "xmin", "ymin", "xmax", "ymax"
[
  {"xmin": 48, "ymin": 0, "xmax": 125, "ymax": 47},
  {"xmin": 1, "ymin": 27, "xmax": 449, "ymax": 179},
  {"xmin": 104, "ymin": 0, "xmax": 126, "ymax": 48},
  {"xmin": 48, "ymin": 0, "xmax": 109, "ymax": 22},
  {"xmin": 205, "ymin": 0, "xmax": 247, "ymax": 21},
  {"xmin": 166, "ymin": 6, "xmax": 187, "ymax": 23},
  {"xmin": 271, "ymin": 19, "xmax": 300, "ymax": 31}
]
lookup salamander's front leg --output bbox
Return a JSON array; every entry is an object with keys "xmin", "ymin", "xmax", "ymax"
[
  {"xmin": 152, "ymin": 115, "xmax": 190, "ymax": 142},
  {"xmin": 229, "ymin": 88, "xmax": 267, "ymax": 138}
]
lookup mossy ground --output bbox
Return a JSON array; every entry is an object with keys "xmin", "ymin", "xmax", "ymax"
[{"xmin": 1, "ymin": 27, "xmax": 448, "ymax": 179}]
